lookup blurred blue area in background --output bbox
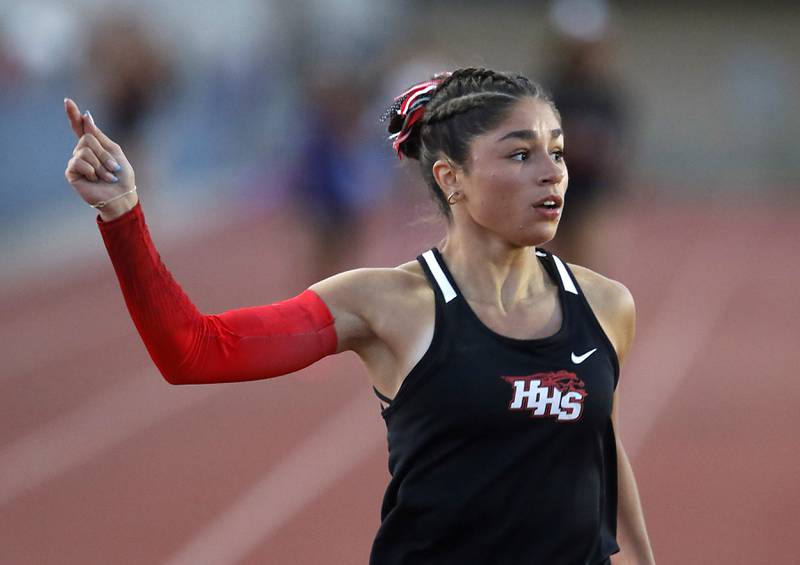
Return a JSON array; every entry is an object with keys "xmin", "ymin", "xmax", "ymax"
[
  {"xmin": 1, "ymin": 3, "xmax": 799, "ymax": 564},
  {"xmin": 0, "ymin": 0, "xmax": 798, "ymax": 270}
]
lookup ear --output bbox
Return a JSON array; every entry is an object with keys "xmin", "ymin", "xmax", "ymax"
[{"xmin": 431, "ymin": 158, "xmax": 461, "ymax": 196}]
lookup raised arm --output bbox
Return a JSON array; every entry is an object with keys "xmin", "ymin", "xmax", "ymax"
[{"xmin": 63, "ymin": 99, "xmax": 343, "ymax": 384}]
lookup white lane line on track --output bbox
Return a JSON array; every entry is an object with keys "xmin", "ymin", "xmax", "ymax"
[
  {"xmin": 621, "ymin": 221, "xmax": 763, "ymax": 457},
  {"xmin": 0, "ymin": 373, "xmax": 219, "ymax": 507},
  {"xmin": 162, "ymin": 389, "xmax": 384, "ymax": 565}
]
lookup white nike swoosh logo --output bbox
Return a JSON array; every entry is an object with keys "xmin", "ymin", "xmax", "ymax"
[{"xmin": 571, "ymin": 348, "xmax": 598, "ymax": 364}]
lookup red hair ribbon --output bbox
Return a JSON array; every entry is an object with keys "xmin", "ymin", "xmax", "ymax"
[{"xmin": 389, "ymin": 73, "xmax": 451, "ymax": 159}]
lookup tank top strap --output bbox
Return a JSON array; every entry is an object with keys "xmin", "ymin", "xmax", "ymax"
[
  {"xmin": 537, "ymin": 248, "xmax": 621, "ymax": 381},
  {"xmin": 535, "ymin": 248, "xmax": 579, "ymax": 295},
  {"xmin": 419, "ymin": 248, "xmax": 459, "ymax": 304}
]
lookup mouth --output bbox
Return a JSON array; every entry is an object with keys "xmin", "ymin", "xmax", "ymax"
[{"xmin": 531, "ymin": 195, "xmax": 563, "ymax": 210}]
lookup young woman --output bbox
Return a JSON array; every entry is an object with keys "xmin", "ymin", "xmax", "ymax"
[{"xmin": 64, "ymin": 67, "xmax": 655, "ymax": 564}]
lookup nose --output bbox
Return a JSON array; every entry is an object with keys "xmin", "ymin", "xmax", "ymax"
[{"xmin": 537, "ymin": 158, "xmax": 565, "ymax": 186}]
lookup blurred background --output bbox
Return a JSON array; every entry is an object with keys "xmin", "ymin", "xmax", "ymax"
[{"xmin": 1, "ymin": 0, "xmax": 798, "ymax": 563}]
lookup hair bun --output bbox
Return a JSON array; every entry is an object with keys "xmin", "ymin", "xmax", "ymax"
[
  {"xmin": 387, "ymin": 113, "xmax": 405, "ymax": 136},
  {"xmin": 381, "ymin": 73, "xmax": 451, "ymax": 160}
]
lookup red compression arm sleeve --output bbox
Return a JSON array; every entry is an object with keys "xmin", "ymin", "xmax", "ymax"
[{"xmin": 97, "ymin": 202, "xmax": 338, "ymax": 385}]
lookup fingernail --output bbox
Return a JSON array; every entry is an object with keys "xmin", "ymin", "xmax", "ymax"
[
  {"xmin": 106, "ymin": 159, "xmax": 121, "ymax": 172},
  {"xmin": 85, "ymin": 111, "xmax": 95, "ymax": 126},
  {"xmin": 109, "ymin": 174, "xmax": 119, "ymax": 183}
]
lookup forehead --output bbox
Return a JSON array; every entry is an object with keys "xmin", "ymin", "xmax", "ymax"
[{"xmin": 483, "ymin": 97, "xmax": 561, "ymax": 140}]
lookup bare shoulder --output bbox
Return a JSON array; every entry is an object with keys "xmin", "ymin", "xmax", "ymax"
[
  {"xmin": 310, "ymin": 259, "xmax": 428, "ymax": 308},
  {"xmin": 568, "ymin": 263, "xmax": 635, "ymax": 316},
  {"xmin": 308, "ymin": 258, "xmax": 432, "ymax": 354},
  {"xmin": 568, "ymin": 262, "xmax": 636, "ymax": 366}
]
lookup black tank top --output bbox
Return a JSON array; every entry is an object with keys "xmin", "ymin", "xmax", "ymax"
[{"xmin": 369, "ymin": 247, "xmax": 619, "ymax": 565}]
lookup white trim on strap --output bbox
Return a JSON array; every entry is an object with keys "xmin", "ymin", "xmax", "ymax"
[
  {"xmin": 535, "ymin": 250, "xmax": 547, "ymax": 257},
  {"xmin": 422, "ymin": 250, "xmax": 457, "ymax": 303},
  {"xmin": 551, "ymin": 255, "xmax": 579, "ymax": 295}
]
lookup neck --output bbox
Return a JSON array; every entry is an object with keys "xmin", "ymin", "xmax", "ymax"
[{"xmin": 439, "ymin": 225, "xmax": 550, "ymax": 309}]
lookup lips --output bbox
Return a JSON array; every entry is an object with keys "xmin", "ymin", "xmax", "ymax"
[{"xmin": 531, "ymin": 195, "xmax": 564, "ymax": 208}]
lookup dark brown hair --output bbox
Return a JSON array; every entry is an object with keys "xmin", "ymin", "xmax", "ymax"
[{"xmin": 385, "ymin": 67, "xmax": 559, "ymax": 220}]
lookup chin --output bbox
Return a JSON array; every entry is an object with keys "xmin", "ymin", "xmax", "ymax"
[{"xmin": 509, "ymin": 223, "xmax": 559, "ymax": 248}]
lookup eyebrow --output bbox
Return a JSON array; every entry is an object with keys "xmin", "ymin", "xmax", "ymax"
[{"xmin": 496, "ymin": 128, "xmax": 563, "ymax": 142}]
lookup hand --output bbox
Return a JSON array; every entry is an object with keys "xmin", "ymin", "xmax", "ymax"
[{"xmin": 63, "ymin": 98, "xmax": 138, "ymax": 218}]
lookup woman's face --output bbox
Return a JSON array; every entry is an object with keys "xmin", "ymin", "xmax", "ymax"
[{"xmin": 454, "ymin": 97, "xmax": 568, "ymax": 247}]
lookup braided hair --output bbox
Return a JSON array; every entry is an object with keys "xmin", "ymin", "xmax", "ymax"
[{"xmin": 382, "ymin": 67, "xmax": 559, "ymax": 220}]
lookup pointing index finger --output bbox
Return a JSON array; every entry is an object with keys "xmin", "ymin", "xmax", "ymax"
[{"xmin": 64, "ymin": 98, "xmax": 84, "ymax": 138}]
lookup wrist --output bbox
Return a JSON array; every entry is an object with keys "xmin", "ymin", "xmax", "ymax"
[{"xmin": 98, "ymin": 190, "xmax": 139, "ymax": 222}]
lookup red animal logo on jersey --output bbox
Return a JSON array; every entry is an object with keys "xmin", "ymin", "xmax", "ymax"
[{"xmin": 501, "ymin": 370, "xmax": 588, "ymax": 422}]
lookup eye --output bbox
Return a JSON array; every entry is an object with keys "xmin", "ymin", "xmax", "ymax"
[
  {"xmin": 551, "ymin": 149, "xmax": 565, "ymax": 162},
  {"xmin": 509, "ymin": 150, "xmax": 529, "ymax": 162}
]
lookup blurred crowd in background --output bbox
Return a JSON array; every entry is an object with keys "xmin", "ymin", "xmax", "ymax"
[
  {"xmin": 2, "ymin": 4, "xmax": 798, "ymax": 563},
  {"xmin": 1, "ymin": 0, "xmax": 798, "ymax": 277}
]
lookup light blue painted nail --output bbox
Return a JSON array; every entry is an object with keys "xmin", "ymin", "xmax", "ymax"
[
  {"xmin": 109, "ymin": 174, "xmax": 119, "ymax": 183},
  {"xmin": 106, "ymin": 159, "xmax": 121, "ymax": 172}
]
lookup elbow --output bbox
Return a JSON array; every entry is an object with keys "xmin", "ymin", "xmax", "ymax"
[
  {"xmin": 154, "ymin": 359, "xmax": 199, "ymax": 385},
  {"xmin": 162, "ymin": 372, "xmax": 189, "ymax": 385},
  {"xmin": 157, "ymin": 362, "xmax": 233, "ymax": 385},
  {"xmin": 145, "ymin": 334, "xmax": 207, "ymax": 385},
  {"xmin": 160, "ymin": 368, "xmax": 193, "ymax": 385}
]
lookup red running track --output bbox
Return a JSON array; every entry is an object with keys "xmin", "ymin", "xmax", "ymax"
[{"xmin": 1, "ymin": 195, "xmax": 797, "ymax": 564}]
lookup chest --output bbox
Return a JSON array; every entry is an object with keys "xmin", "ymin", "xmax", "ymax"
[
  {"xmin": 466, "ymin": 288, "xmax": 562, "ymax": 341},
  {"xmin": 407, "ymin": 334, "xmax": 617, "ymax": 438}
]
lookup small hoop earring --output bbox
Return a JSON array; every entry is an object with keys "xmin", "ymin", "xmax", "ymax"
[{"xmin": 447, "ymin": 192, "xmax": 459, "ymax": 205}]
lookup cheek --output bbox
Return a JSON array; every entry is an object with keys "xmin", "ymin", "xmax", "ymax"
[
  {"xmin": 477, "ymin": 170, "xmax": 521, "ymax": 202},
  {"xmin": 470, "ymin": 171, "xmax": 524, "ymax": 219}
]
